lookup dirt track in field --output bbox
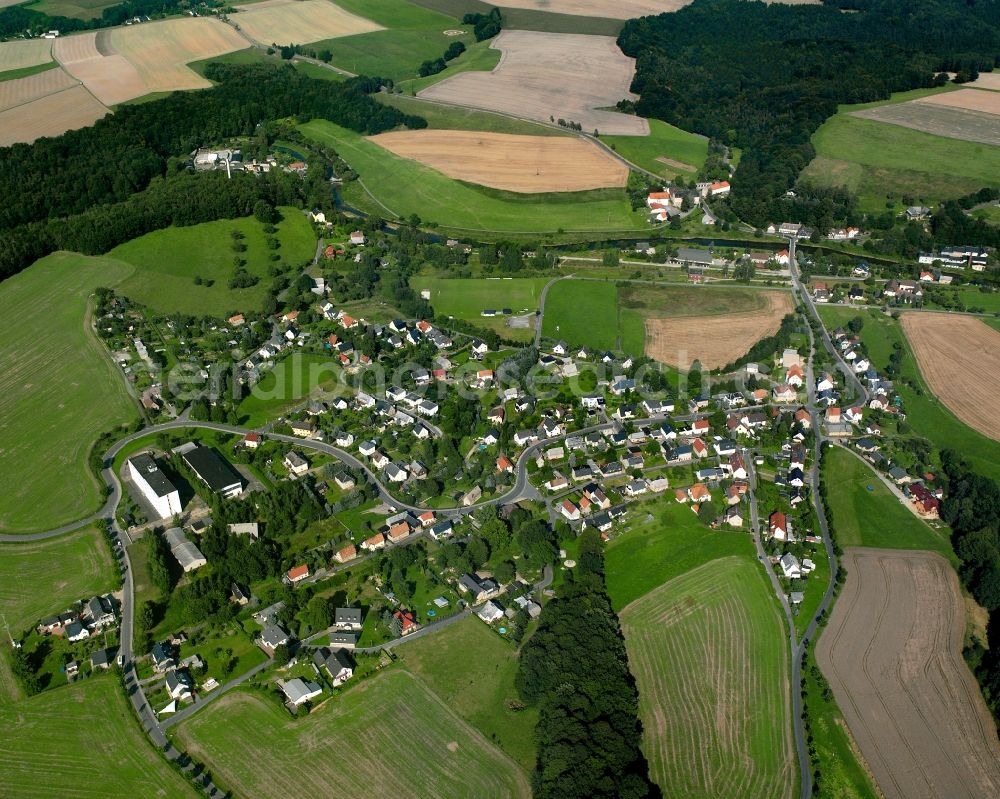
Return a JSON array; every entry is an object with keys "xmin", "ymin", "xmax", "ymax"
[
  {"xmin": 644, "ymin": 291, "xmax": 793, "ymax": 369},
  {"xmin": 901, "ymin": 312, "xmax": 1000, "ymax": 442},
  {"xmin": 419, "ymin": 30, "xmax": 648, "ymax": 137},
  {"xmin": 816, "ymin": 548, "xmax": 1000, "ymax": 799},
  {"xmin": 368, "ymin": 129, "xmax": 628, "ymax": 192}
]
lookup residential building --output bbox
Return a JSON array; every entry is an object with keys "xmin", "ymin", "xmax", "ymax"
[
  {"xmin": 282, "ymin": 678, "xmax": 323, "ymax": 706},
  {"xmin": 314, "ymin": 647, "xmax": 353, "ymax": 686}
]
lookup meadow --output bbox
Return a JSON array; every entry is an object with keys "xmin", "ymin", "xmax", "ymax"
[
  {"xmin": 817, "ymin": 306, "xmax": 1000, "ymax": 482},
  {"xmin": 601, "ymin": 118, "xmax": 709, "ymax": 180},
  {"xmin": 397, "ymin": 37, "xmax": 501, "ymax": 94},
  {"xmin": 971, "ymin": 204, "xmax": 1000, "ymax": 225},
  {"xmin": 620, "ymin": 555, "xmax": 795, "ymax": 799},
  {"xmin": 541, "ymin": 278, "xmax": 619, "ymax": 350},
  {"xmin": 0, "ymin": 527, "xmax": 115, "ymax": 632},
  {"xmin": 821, "ymin": 446, "xmax": 953, "ymax": 558},
  {"xmin": 301, "ymin": 120, "xmax": 649, "ymax": 234},
  {"xmin": 0, "ymin": 253, "xmax": 138, "ymax": 534},
  {"xmin": 237, "ymin": 353, "xmax": 346, "ymax": 426},
  {"xmin": 176, "ymin": 669, "xmax": 531, "ymax": 797},
  {"xmin": 110, "ymin": 207, "xmax": 316, "ymax": 316},
  {"xmin": 24, "ymin": 0, "xmax": 118, "ymax": 18},
  {"xmin": 0, "ymin": 671, "xmax": 197, "ymax": 798},
  {"xmin": 398, "ymin": 615, "xmax": 538, "ymax": 771}
]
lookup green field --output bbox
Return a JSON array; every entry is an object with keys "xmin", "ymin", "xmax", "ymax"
[
  {"xmin": 0, "ymin": 253, "xmax": 138, "ymax": 534},
  {"xmin": 605, "ymin": 501, "xmax": 754, "ymax": 611},
  {"xmin": 188, "ymin": 47, "xmax": 276, "ymax": 78},
  {"xmin": 237, "ymin": 353, "xmax": 345, "ymax": 426},
  {"xmin": 408, "ymin": 0, "xmax": 623, "ymax": 35},
  {"xmin": 822, "ymin": 445, "xmax": 953, "ymax": 557},
  {"xmin": 301, "ymin": 119, "xmax": 649, "ymax": 233},
  {"xmin": 801, "ymin": 90, "xmax": 1000, "ymax": 212},
  {"xmin": 0, "ymin": 60, "xmax": 57, "ymax": 83},
  {"xmin": 376, "ymin": 92, "xmax": 565, "ymax": 136},
  {"xmin": 0, "ymin": 527, "xmax": 115, "ymax": 632},
  {"xmin": 110, "ymin": 207, "xmax": 315, "ymax": 316},
  {"xmin": 415, "ymin": 275, "xmax": 548, "ymax": 339},
  {"xmin": 620, "ymin": 556, "xmax": 795, "ymax": 799},
  {"xmin": 541, "ymin": 279, "xmax": 619, "ymax": 350},
  {"xmin": 0, "ymin": 671, "xmax": 196, "ymax": 798},
  {"xmin": 25, "ymin": 0, "xmax": 118, "ymax": 19},
  {"xmin": 818, "ymin": 306, "xmax": 1000, "ymax": 482},
  {"xmin": 601, "ymin": 119, "xmax": 709, "ymax": 180},
  {"xmin": 398, "ymin": 37, "xmax": 501, "ymax": 93},
  {"xmin": 971, "ymin": 204, "xmax": 1000, "ymax": 226},
  {"xmin": 398, "ymin": 615, "xmax": 538, "ymax": 771},
  {"xmin": 292, "ymin": 60, "xmax": 347, "ymax": 82},
  {"xmin": 176, "ymin": 669, "xmax": 530, "ymax": 797}
]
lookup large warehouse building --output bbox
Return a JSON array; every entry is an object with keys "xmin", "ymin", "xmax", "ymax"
[
  {"xmin": 182, "ymin": 446, "xmax": 245, "ymax": 499},
  {"xmin": 127, "ymin": 453, "xmax": 182, "ymax": 519}
]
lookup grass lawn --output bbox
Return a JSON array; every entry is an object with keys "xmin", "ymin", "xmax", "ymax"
[
  {"xmin": 601, "ymin": 118, "xmax": 709, "ymax": 179},
  {"xmin": 110, "ymin": 207, "xmax": 316, "ymax": 317},
  {"xmin": 376, "ymin": 92, "xmax": 565, "ymax": 136},
  {"xmin": 605, "ymin": 500, "xmax": 754, "ymax": 611},
  {"xmin": 927, "ymin": 285, "xmax": 1000, "ymax": 313},
  {"xmin": 822, "ymin": 446, "xmax": 953, "ymax": 558},
  {"xmin": 620, "ymin": 555, "xmax": 795, "ymax": 799},
  {"xmin": 0, "ymin": 252, "xmax": 138, "ymax": 534},
  {"xmin": 0, "ymin": 527, "xmax": 116, "ymax": 633},
  {"xmin": 0, "ymin": 60, "xmax": 57, "ymax": 82},
  {"xmin": 237, "ymin": 353, "xmax": 345, "ymax": 426},
  {"xmin": 397, "ymin": 615, "xmax": 538, "ymax": 772},
  {"xmin": 818, "ymin": 306, "xmax": 1000, "ymax": 482},
  {"xmin": 801, "ymin": 108, "xmax": 1000, "ymax": 212},
  {"xmin": 541, "ymin": 279, "xmax": 618, "ymax": 350},
  {"xmin": 176, "ymin": 669, "xmax": 530, "ymax": 797},
  {"xmin": 0, "ymin": 671, "xmax": 197, "ymax": 798},
  {"xmin": 301, "ymin": 119, "xmax": 649, "ymax": 234}
]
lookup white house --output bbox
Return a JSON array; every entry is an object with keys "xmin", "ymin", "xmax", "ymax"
[
  {"xmin": 779, "ymin": 553, "xmax": 802, "ymax": 579},
  {"xmin": 282, "ymin": 678, "xmax": 323, "ymax": 706},
  {"xmin": 127, "ymin": 454, "xmax": 182, "ymax": 519}
]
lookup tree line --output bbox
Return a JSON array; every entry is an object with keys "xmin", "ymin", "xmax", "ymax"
[
  {"xmin": 0, "ymin": 0, "xmax": 199, "ymax": 38},
  {"xmin": 618, "ymin": 0, "xmax": 1000, "ymax": 229}
]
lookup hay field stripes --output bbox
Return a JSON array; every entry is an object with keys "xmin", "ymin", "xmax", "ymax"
[
  {"xmin": 232, "ymin": 0, "xmax": 383, "ymax": 45},
  {"xmin": 0, "ymin": 84, "xmax": 109, "ymax": 146},
  {"xmin": 419, "ymin": 30, "xmax": 649, "ymax": 137},
  {"xmin": 368, "ymin": 129, "xmax": 628, "ymax": 193},
  {"xmin": 852, "ymin": 101, "xmax": 1000, "ymax": 147},
  {"xmin": 0, "ymin": 66, "xmax": 80, "ymax": 113},
  {"xmin": 817, "ymin": 549, "xmax": 1000, "ymax": 799},
  {"xmin": 0, "ymin": 38, "xmax": 53, "ymax": 71},
  {"xmin": 176, "ymin": 670, "xmax": 531, "ymax": 798},
  {"xmin": 621, "ymin": 556, "xmax": 796, "ymax": 799},
  {"xmin": 644, "ymin": 290, "xmax": 794, "ymax": 369},
  {"xmin": 901, "ymin": 312, "xmax": 1000, "ymax": 443}
]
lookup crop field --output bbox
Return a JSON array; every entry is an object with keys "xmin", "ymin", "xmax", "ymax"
[
  {"xmin": 231, "ymin": 0, "xmax": 383, "ymax": 45},
  {"xmin": 376, "ymin": 92, "xmax": 565, "ymax": 135},
  {"xmin": 621, "ymin": 556, "xmax": 795, "ymax": 799},
  {"xmin": 817, "ymin": 548, "xmax": 1000, "ymax": 799},
  {"xmin": 852, "ymin": 99, "xmax": 1000, "ymax": 147},
  {"xmin": 0, "ymin": 527, "xmax": 114, "ymax": 631},
  {"xmin": 919, "ymin": 86, "xmax": 1000, "ymax": 115},
  {"xmin": 0, "ymin": 65, "xmax": 78, "ymax": 112},
  {"xmin": 601, "ymin": 118, "xmax": 709, "ymax": 179},
  {"xmin": 821, "ymin": 446, "xmax": 953, "ymax": 557},
  {"xmin": 369, "ymin": 129, "xmax": 628, "ymax": 192},
  {"xmin": 419, "ymin": 30, "xmax": 648, "ymax": 136},
  {"xmin": 901, "ymin": 312, "xmax": 1000, "ymax": 443},
  {"xmin": 25, "ymin": 0, "xmax": 119, "ymax": 18},
  {"xmin": 398, "ymin": 615, "xmax": 538, "ymax": 770},
  {"xmin": 967, "ymin": 71, "xmax": 1000, "ymax": 91},
  {"xmin": 176, "ymin": 670, "xmax": 530, "ymax": 798},
  {"xmin": 0, "ymin": 38, "xmax": 52, "ymax": 71},
  {"xmin": 493, "ymin": 0, "xmax": 689, "ymax": 19},
  {"xmin": 0, "ymin": 83, "xmax": 109, "ymax": 146},
  {"xmin": 110, "ymin": 206, "xmax": 316, "ymax": 316},
  {"xmin": 0, "ymin": 253, "xmax": 138, "ymax": 534},
  {"xmin": 302, "ymin": 120, "xmax": 648, "ymax": 233}
]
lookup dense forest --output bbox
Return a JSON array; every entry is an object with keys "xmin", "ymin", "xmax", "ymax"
[
  {"xmin": 0, "ymin": 63, "xmax": 425, "ymax": 281},
  {"xmin": 517, "ymin": 530, "xmax": 660, "ymax": 799},
  {"xmin": 619, "ymin": 0, "xmax": 1000, "ymax": 228}
]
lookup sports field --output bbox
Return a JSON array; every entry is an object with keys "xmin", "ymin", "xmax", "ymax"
[
  {"xmin": 601, "ymin": 118, "xmax": 709, "ymax": 179},
  {"xmin": 420, "ymin": 30, "xmax": 648, "ymax": 136},
  {"xmin": 232, "ymin": 0, "xmax": 382, "ymax": 45},
  {"xmin": 0, "ymin": 526, "xmax": 115, "ymax": 631},
  {"xmin": 817, "ymin": 549, "xmax": 1000, "ymax": 799},
  {"xmin": 301, "ymin": 120, "xmax": 648, "ymax": 233},
  {"xmin": 368, "ymin": 129, "xmax": 628, "ymax": 192},
  {"xmin": 821, "ymin": 446, "xmax": 953, "ymax": 557},
  {"xmin": 901, "ymin": 312, "xmax": 1000, "ymax": 443},
  {"xmin": 398, "ymin": 615, "xmax": 538, "ymax": 771},
  {"xmin": 176, "ymin": 669, "xmax": 531, "ymax": 798},
  {"xmin": 110, "ymin": 207, "xmax": 316, "ymax": 316},
  {"xmin": 621, "ymin": 556, "xmax": 795, "ymax": 799},
  {"xmin": 0, "ymin": 674, "xmax": 197, "ymax": 797},
  {"xmin": 0, "ymin": 253, "xmax": 138, "ymax": 534}
]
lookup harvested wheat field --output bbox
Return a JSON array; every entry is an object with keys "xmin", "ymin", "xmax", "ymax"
[
  {"xmin": 851, "ymin": 101, "xmax": 1000, "ymax": 146},
  {"xmin": 494, "ymin": 0, "xmax": 690, "ymax": 20},
  {"xmin": 232, "ymin": 0, "xmax": 382, "ymax": 45},
  {"xmin": 0, "ymin": 38, "xmax": 52, "ymax": 71},
  {"xmin": 0, "ymin": 85, "xmax": 109, "ymax": 146},
  {"xmin": 644, "ymin": 290, "xmax": 793, "ymax": 369},
  {"xmin": 420, "ymin": 30, "xmax": 648, "ymax": 137},
  {"xmin": 967, "ymin": 72, "xmax": 1000, "ymax": 91},
  {"xmin": 817, "ymin": 548, "xmax": 1000, "ymax": 799},
  {"xmin": 0, "ymin": 66, "xmax": 78, "ymax": 113},
  {"xmin": 917, "ymin": 87, "xmax": 1000, "ymax": 115},
  {"xmin": 368, "ymin": 129, "xmax": 628, "ymax": 192},
  {"xmin": 902, "ymin": 312, "xmax": 1000, "ymax": 442},
  {"xmin": 620, "ymin": 556, "xmax": 795, "ymax": 799}
]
